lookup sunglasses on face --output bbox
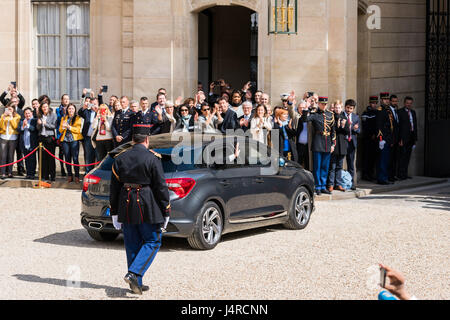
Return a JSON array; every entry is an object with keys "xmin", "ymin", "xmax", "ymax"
[
  {"xmin": 202, "ymin": 108, "xmax": 210, "ymax": 111},
  {"xmin": 181, "ymin": 109, "xmax": 189, "ymax": 112}
]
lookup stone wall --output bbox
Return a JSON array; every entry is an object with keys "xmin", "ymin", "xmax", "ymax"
[{"xmin": 366, "ymin": 0, "xmax": 426, "ymax": 175}]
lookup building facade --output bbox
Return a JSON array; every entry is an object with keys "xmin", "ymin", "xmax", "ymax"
[{"xmin": 1, "ymin": 0, "xmax": 448, "ymax": 176}]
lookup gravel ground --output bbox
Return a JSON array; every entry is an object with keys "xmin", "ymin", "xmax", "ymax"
[{"xmin": 0, "ymin": 182, "xmax": 449, "ymax": 300}]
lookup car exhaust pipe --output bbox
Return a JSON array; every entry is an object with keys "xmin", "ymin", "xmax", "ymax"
[{"xmin": 88, "ymin": 222, "xmax": 103, "ymax": 230}]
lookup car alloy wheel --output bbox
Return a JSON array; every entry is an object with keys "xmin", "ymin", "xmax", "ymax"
[
  {"xmin": 201, "ymin": 207, "xmax": 222, "ymax": 245},
  {"xmin": 294, "ymin": 191, "xmax": 311, "ymax": 226}
]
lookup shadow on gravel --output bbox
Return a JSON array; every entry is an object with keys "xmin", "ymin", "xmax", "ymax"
[
  {"xmin": 33, "ymin": 229, "xmax": 193, "ymax": 252},
  {"xmin": 357, "ymin": 195, "xmax": 450, "ymax": 212},
  {"xmin": 12, "ymin": 274, "xmax": 137, "ymax": 299}
]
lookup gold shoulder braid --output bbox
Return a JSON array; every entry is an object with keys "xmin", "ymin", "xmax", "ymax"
[
  {"xmin": 322, "ymin": 111, "xmax": 334, "ymax": 137},
  {"xmin": 149, "ymin": 149, "xmax": 162, "ymax": 159},
  {"xmin": 114, "ymin": 148, "xmax": 130, "ymax": 159}
]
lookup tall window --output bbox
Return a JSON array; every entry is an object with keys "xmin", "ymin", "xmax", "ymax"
[{"xmin": 33, "ymin": 1, "xmax": 90, "ymax": 101}]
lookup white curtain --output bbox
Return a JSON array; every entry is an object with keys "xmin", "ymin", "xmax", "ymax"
[
  {"xmin": 36, "ymin": 3, "xmax": 90, "ymax": 101},
  {"xmin": 66, "ymin": 4, "xmax": 90, "ymax": 100}
]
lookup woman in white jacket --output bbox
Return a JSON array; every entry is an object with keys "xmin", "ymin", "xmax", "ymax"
[
  {"xmin": 250, "ymin": 105, "xmax": 272, "ymax": 145},
  {"xmin": 92, "ymin": 104, "xmax": 114, "ymax": 161}
]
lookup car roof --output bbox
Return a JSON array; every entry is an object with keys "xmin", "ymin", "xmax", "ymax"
[{"xmin": 109, "ymin": 132, "xmax": 244, "ymax": 157}]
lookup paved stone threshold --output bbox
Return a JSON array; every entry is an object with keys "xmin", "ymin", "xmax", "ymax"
[{"xmin": 0, "ymin": 176, "xmax": 447, "ymax": 201}]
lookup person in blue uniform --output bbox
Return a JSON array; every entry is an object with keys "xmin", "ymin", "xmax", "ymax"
[
  {"xmin": 112, "ymin": 96, "xmax": 134, "ymax": 147},
  {"xmin": 376, "ymin": 92, "xmax": 395, "ymax": 185},
  {"xmin": 109, "ymin": 124, "xmax": 171, "ymax": 295},
  {"xmin": 301, "ymin": 96, "xmax": 336, "ymax": 195},
  {"xmin": 130, "ymin": 97, "xmax": 161, "ymax": 135}
]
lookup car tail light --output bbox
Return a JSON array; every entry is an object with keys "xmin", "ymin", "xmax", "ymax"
[
  {"xmin": 83, "ymin": 173, "xmax": 101, "ymax": 192},
  {"xmin": 166, "ymin": 178, "xmax": 196, "ymax": 199}
]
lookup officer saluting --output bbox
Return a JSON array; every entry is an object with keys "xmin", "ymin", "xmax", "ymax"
[
  {"xmin": 301, "ymin": 96, "xmax": 336, "ymax": 195},
  {"xmin": 109, "ymin": 124, "xmax": 170, "ymax": 295}
]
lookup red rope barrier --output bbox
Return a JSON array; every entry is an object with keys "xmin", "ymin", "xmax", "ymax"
[
  {"xmin": 0, "ymin": 147, "xmax": 39, "ymax": 168},
  {"xmin": 43, "ymin": 147, "xmax": 102, "ymax": 167}
]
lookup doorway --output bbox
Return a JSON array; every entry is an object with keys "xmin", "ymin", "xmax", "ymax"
[{"xmin": 198, "ymin": 6, "xmax": 258, "ymax": 92}]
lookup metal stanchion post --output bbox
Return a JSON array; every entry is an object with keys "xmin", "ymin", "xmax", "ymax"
[{"xmin": 34, "ymin": 142, "xmax": 45, "ymax": 189}]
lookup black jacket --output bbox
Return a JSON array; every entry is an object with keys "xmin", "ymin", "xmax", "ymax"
[
  {"xmin": 376, "ymin": 105, "xmax": 395, "ymax": 145},
  {"xmin": 175, "ymin": 115, "xmax": 196, "ymax": 132},
  {"xmin": 112, "ymin": 109, "xmax": 134, "ymax": 144},
  {"xmin": 218, "ymin": 108, "xmax": 239, "ymax": 134},
  {"xmin": 273, "ymin": 122, "xmax": 298, "ymax": 161},
  {"xmin": 238, "ymin": 114, "xmax": 253, "ymax": 132},
  {"xmin": 301, "ymin": 109, "xmax": 336, "ymax": 153},
  {"xmin": 333, "ymin": 113, "xmax": 350, "ymax": 156},
  {"xmin": 342, "ymin": 112, "xmax": 360, "ymax": 148},
  {"xmin": 0, "ymin": 91, "xmax": 25, "ymax": 109},
  {"xmin": 130, "ymin": 109, "xmax": 160, "ymax": 135},
  {"xmin": 397, "ymin": 107, "xmax": 418, "ymax": 145},
  {"xmin": 77, "ymin": 107, "xmax": 96, "ymax": 138},
  {"xmin": 110, "ymin": 143, "xmax": 170, "ymax": 225},
  {"xmin": 19, "ymin": 118, "xmax": 38, "ymax": 151},
  {"xmin": 361, "ymin": 106, "xmax": 378, "ymax": 141}
]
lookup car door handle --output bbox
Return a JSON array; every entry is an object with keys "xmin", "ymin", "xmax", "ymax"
[
  {"xmin": 220, "ymin": 180, "xmax": 231, "ymax": 187},
  {"xmin": 254, "ymin": 178, "xmax": 264, "ymax": 184}
]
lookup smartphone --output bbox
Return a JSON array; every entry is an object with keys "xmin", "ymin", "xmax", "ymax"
[
  {"xmin": 380, "ymin": 267, "xmax": 387, "ymax": 288},
  {"xmin": 307, "ymin": 91, "xmax": 314, "ymax": 98},
  {"xmin": 86, "ymin": 88, "xmax": 92, "ymax": 93},
  {"xmin": 214, "ymin": 81, "xmax": 221, "ymax": 86},
  {"xmin": 11, "ymin": 81, "xmax": 17, "ymax": 89},
  {"xmin": 102, "ymin": 85, "xmax": 108, "ymax": 93}
]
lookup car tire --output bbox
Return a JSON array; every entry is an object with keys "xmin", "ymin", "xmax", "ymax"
[
  {"xmin": 283, "ymin": 186, "xmax": 313, "ymax": 230},
  {"xmin": 187, "ymin": 201, "xmax": 223, "ymax": 250},
  {"xmin": 87, "ymin": 229, "xmax": 119, "ymax": 242}
]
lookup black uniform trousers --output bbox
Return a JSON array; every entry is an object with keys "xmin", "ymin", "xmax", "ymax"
[
  {"xmin": 362, "ymin": 138, "xmax": 378, "ymax": 180},
  {"xmin": 398, "ymin": 139, "xmax": 414, "ymax": 179},
  {"xmin": 389, "ymin": 144, "xmax": 399, "ymax": 181},
  {"xmin": 346, "ymin": 143, "xmax": 356, "ymax": 186},
  {"xmin": 39, "ymin": 135, "xmax": 56, "ymax": 180},
  {"xmin": 296, "ymin": 143, "xmax": 310, "ymax": 170}
]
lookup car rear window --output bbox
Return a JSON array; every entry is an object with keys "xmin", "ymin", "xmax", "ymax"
[{"xmin": 101, "ymin": 149, "xmax": 200, "ymax": 173}]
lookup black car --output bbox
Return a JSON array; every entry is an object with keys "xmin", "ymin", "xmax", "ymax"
[{"xmin": 81, "ymin": 133, "xmax": 315, "ymax": 250}]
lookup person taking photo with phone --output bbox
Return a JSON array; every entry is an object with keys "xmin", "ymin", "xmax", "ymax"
[{"xmin": 0, "ymin": 102, "xmax": 22, "ymax": 179}]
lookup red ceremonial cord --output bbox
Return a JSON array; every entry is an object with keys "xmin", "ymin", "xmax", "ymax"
[
  {"xmin": 43, "ymin": 147, "xmax": 102, "ymax": 167},
  {"xmin": 0, "ymin": 146, "xmax": 39, "ymax": 168}
]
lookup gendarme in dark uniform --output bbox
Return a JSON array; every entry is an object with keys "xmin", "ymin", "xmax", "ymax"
[
  {"xmin": 375, "ymin": 92, "xmax": 395, "ymax": 185},
  {"xmin": 112, "ymin": 107, "xmax": 134, "ymax": 146},
  {"xmin": 361, "ymin": 95, "xmax": 380, "ymax": 181},
  {"xmin": 301, "ymin": 96, "xmax": 336, "ymax": 195},
  {"xmin": 130, "ymin": 108, "xmax": 160, "ymax": 135},
  {"xmin": 109, "ymin": 124, "xmax": 170, "ymax": 294}
]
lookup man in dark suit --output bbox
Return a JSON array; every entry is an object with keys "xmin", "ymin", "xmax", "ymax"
[
  {"xmin": 397, "ymin": 96, "xmax": 418, "ymax": 180},
  {"xmin": 238, "ymin": 101, "xmax": 253, "ymax": 132},
  {"xmin": 19, "ymin": 108, "xmax": 38, "ymax": 179},
  {"xmin": 112, "ymin": 96, "xmax": 134, "ymax": 147},
  {"xmin": 217, "ymin": 97, "xmax": 239, "ymax": 134},
  {"xmin": 388, "ymin": 95, "xmax": 400, "ymax": 181},
  {"xmin": 343, "ymin": 99, "xmax": 360, "ymax": 190},
  {"xmin": 78, "ymin": 97, "xmax": 98, "ymax": 173}
]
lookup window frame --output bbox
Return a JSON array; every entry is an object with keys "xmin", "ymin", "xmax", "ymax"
[{"xmin": 32, "ymin": 1, "xmax": 90, "ymax": 105}]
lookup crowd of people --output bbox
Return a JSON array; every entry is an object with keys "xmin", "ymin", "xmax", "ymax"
[{"xmin": 0, "ymin": 80, "xmax": 418, "ymax": 193}]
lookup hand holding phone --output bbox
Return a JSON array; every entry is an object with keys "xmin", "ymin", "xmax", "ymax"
[{"xmin": 380, "ymin": 266, "xmax": 387, "ymax": 288}]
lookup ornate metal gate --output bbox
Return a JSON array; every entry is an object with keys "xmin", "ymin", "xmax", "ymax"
[{"xmin": 425, "ymin": 0, "xmax": 450, "ymax": 176}]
